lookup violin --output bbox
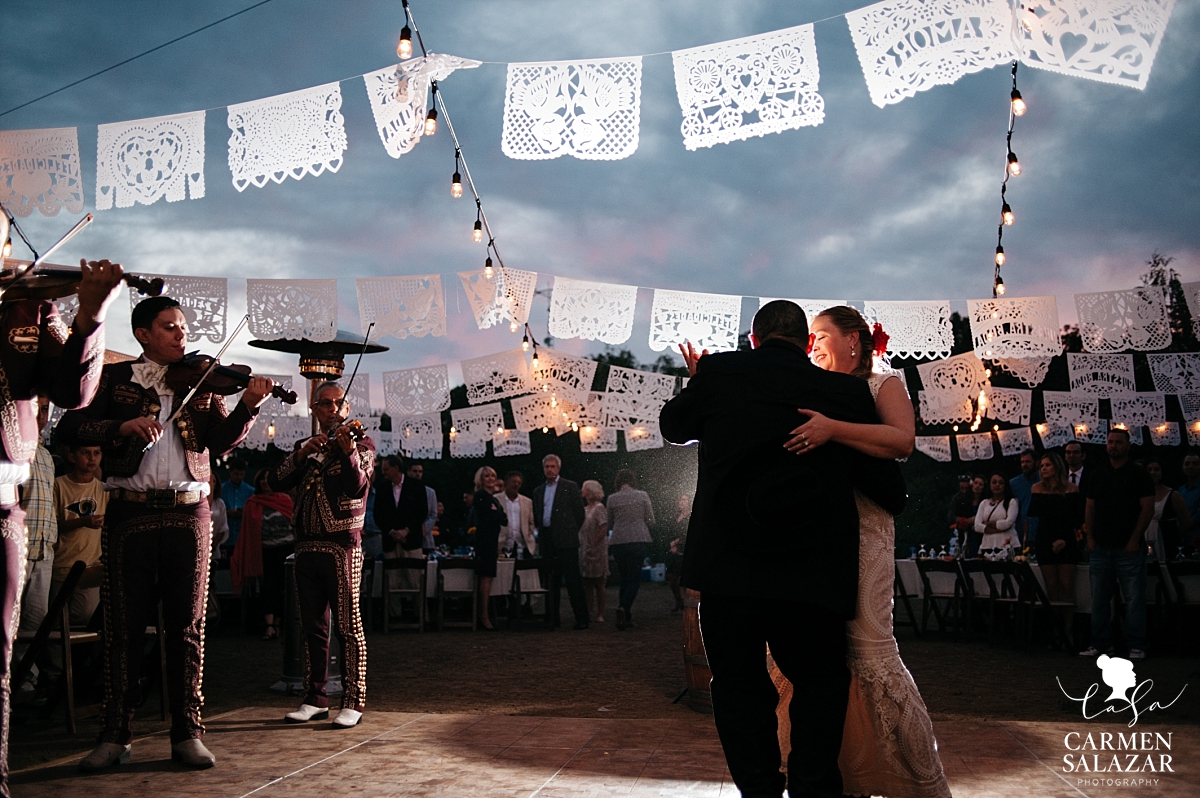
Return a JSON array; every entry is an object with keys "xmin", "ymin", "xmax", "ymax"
[
  {"xmin": 164, "ymin": 352, "xmax": 299, "ymax": 405},
  {"xmin": 1, "ymin": 259, "xmax": 164, "ymax": 302}
]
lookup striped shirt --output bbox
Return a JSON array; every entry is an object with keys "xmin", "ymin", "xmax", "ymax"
[{"xmin": 19, "ymin": 444, "xmax": 57, "ymax": 561}]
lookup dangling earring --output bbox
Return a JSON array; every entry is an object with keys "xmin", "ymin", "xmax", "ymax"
[{"xmin": 850, "ymin": 349, "xmax": 856, "ymax": 358}]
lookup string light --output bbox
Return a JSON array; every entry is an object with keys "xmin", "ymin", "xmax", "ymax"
[
  {"xmin": 991, "ymin": 62, "xmax": 1025, "ymax": 299},
  {"xmin": 484, "ymin": 255, "xmax": 493, "ymax": 279},
  {"xmin": 1001, "ymin": 202, "xmax": 1014, "ymax": 226},
  {"xmin": 451, "ymin": 148, "xmax": 463, "ymax": 198},
  {"xmin": 1006, "ymin": 151, "xmax": 1021, "ymax": 176},
  {"xmin": 472, "ymin": 218, "xmax": 483, "ymax": 243},
  {"xmin": 994, "ymin": 275, "xmax": 1006, "ymax": 296},
  {"xmin": 994, "ymin": 245, "xmax": 1005, "ymax": 266},
  {"xmin": 522, "ymin": 333, "xmax": 530, "ymax": 351},
  {"xmin": 397, "ymin": 25, "xmax": 412, "ymax": 59},
  {"xmin": 1010, "ymin": 88, "xmax": 1026, "ymax": 116},
  {"xmin": 424, "ymin": 84, "xmax": 438, "ymax": 136}
]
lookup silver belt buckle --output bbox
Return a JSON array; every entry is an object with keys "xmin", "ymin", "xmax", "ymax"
[{"xmin": 145, "ymin": 488, "xmax": 177, "ymax": 509}]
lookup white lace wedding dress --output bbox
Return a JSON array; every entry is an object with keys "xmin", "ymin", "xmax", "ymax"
[{"xmin": 773, "ymin": 372, "xmax": 951, "ymax": 798}]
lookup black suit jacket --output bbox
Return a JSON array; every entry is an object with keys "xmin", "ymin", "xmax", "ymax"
[
  {"xmin": 658, "ymin": 339, "xmax": 907, "ymax": 619},
  {"xmin": 532, "ymin": 478, "xmax": 586, "ymax": 550},
  {"xmin": 373, "ymin": 477, "xmax": 429, "ymax": 553}
]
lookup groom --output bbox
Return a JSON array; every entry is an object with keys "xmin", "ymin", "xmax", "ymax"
[{"xmin": 660, "ymin": 300, "xmax": 906, "ymax": 798}]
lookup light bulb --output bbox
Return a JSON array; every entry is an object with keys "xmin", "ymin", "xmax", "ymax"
[
  {"xmin": 496, "ymin": 426, "xmax": 503, "ymax": 434},
  {"xmin": 952, "ymin": 424, "xmax": 959, "ymax": 432},
  {"xmin": 522, "ymin": 334, "xmax": 530, "ymax": 352},
  {"xmin": 1007, "ymin": 151, "xmax": 1021, "ymax": 176},
  {"xmin": 531, "ymin": 353, "xmax": 539, "ymax": 369},
  {"xmin": 267, "ymin": 422, "xmax": 276, "ymax": 439},
  {"xmin": 541, "ymin": 426, "xmax": 549, "ymax": 434},
  {"xmin": 1036, "ymin": 423, "xmax": 1047, "ymax": 433},
  {"xmin": 994, "ymin": 276, "xmax": 1006, "ymax": 296},
  {"xmin": 472, "ymin": 220, "xmax": 483, "ymax": 243},
  {"xmin": 449, "ymin": 425, "xmax": 457, "ymax": 437},
  {"xmin": 1010, "ymin": 88, "xmax": 1026, "ymax": 117},
  {"xmin": 397, "ymin": 26, "xmax": 413, "ymax": 59},
  {"xmin": 484, "ymin": 256, "xmax": 493, "ymax": 279},
  {"xmin": 1001, "ymin": 202, "xmax": 1014, "ymax": 226},
  {"xmin": 571, "ymin": 422, "xmax": 578, "ymax": 432},
  {"xmin": 451, "ymin": 171, "xmax": 462, "ymax": 198},
  {"xmin": 994, "ymin": 246, "xmax": 1006, "ymax": 266},
  {"xmin": 509, "ymin": 320, "xmax": 518, "ymax": 333},
  {"xmin": 1, "ymin": 238, "xmax": 10, "ymax": 260},
  {"xmin": 424, "ymin": 108, "xmax": 438, "ymax": 136},
  {"xmin": 993, "ymin": 424, "xmax": 1000, "ymax": 432},
  {"xmin": 550, "ymin": 397, "xmax": 557, "ymax": 408}
]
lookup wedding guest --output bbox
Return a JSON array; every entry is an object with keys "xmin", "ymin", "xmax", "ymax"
[
  {"xmin": 1028, "ymin": 452, "xmax": 1083, "ymax": 629},
  {"xmin": 578, "ymin": 480, "xmax": 609, "ymax": 623},
  {"xmin": 50, "ymin": 441, "xmax": 107, "ymax": 627},
  {"xmin": 14, "ymin": 397, "xmax": 56, "ymax": 698},
  {"xmin": 221, "ymin": 458, "xmax": 253, "ymax": 556},
  {"xmin": 1142, "ymin": 457, "xmax": 1190, "ymax": 564},
  {"xmin": 1082, "ymin": 427, "xmax": 1154, "ymax": 661},
  {"xmin": 497, "ymin": 470, "xmax": 536, "ymax": 558},
  {"xmin": 361, "ymin": 480, "xmax": 383, "ymax": 560},
  {"xmin": 1064, "ymin": 441, "xmax": 1088, "ymax": 490},
  {"xmin": 963, "ymin": 475, "xmax": 987, "ymax": 555},
  {"xmin": 532, "ymin": 455, "xmax": 589, "ymax": 630},
  {"xmin": 374, "ymin": 454, "xmax": 427, "ymax": 600},
  {"xmin": 407, "ymin": 461, "xmax": 438, "ymax": 552},
  {"xmin": 666, "ymin": 493, "xmax": 691, "ymax": 612},
  {"xmin": 471, "ymin": 466, "xmax": 507, "ymax": 631},
  {"xmin": 232, "ymin": 469, "xmax": 295, "ymax": 640},
  {"xmin": 1177, "ymin": 451, "xmax": 1200, "ymax": 548},
  {"xmin": 1010, "ymin": 449, "xmax": 1040, "ymax": 548},
  {"xmin": 607, "ymin": 468, "xmax": 655, "ymax": 630},
  {"xmin": 209, "ymin": 474, "xmax": 229, "ymax": 558},
  {"xmin": 975, "ymin": 473, "xmax": 1020, "ymax": 556}
]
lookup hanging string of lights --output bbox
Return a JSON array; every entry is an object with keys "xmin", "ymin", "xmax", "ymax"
[
  {"xmin": 993, "ymin": 61, "xmax": 1026, "ymax": 298},
  {"xmin": 398, "ymin": 0, "xmax": 540, "ymax": 358}
]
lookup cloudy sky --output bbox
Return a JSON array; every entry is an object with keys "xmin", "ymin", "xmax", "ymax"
[{"xmin": 3, "ymin": 0, "xmax": 1197, "ymax": 405}]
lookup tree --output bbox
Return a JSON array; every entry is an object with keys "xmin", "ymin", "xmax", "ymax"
[{"xmin": 1140, "ymin": 251, "xmax": 1199, "ymax": 351}]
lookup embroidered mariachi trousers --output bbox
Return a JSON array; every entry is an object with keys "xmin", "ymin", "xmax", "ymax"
[
  {"xmin": 295, "ymin": 541, "xmax": 366, "ymax": 711},
  {"xmin": 101, "ymin": 498, "xmax": 211, "ymax": 745},
  {"xmin": 0, "ymin": 503, "xmax": 27, "ymax": 798}
]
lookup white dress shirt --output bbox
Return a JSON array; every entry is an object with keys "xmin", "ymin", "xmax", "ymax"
[
  {"xmin": 107, "ymin": 376, "xmax": 207, "ymax": 495},
  {"xmin": 503, "ymin": 493, "xmax": 524, "ymax": 553}
]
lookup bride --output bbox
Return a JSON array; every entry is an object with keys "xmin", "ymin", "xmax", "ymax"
[{"xmin": 779, "ymin": 305, "xmax": 951, "ymax": 798}]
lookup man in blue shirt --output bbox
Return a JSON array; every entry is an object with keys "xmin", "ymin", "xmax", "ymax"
[
  {"xmin": 1009, "ymin": 449, "xmax": 1040, "ymax": 549},
  {"xmin": 1178, "ymin": 451, "xmax": 1200, "ymax": 549},
  {"xmin": 221, "ymin": 458, "xmax": 254, "ymax": 556}
]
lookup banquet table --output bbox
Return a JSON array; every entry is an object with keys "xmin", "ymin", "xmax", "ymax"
[{"xmin": 367, "ymin": 556, "xmax": 518, "ymax": 599}]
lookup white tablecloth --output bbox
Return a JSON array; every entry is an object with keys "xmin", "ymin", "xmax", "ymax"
[{"xmin": 368, "ymin": 557, "xmax": 517, "ymax": 598}]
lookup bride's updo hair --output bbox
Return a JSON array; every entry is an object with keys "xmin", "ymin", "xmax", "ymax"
[{"xmin": 816, "ymin": 306, "xmax": 873, "ymax": 378}]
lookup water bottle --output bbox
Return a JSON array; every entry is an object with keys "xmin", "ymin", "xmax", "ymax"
[
  {"xmin": 948, "ymin": 537, "xmax": 959, "ymax": 558},
  {"xmin": 917, "ymin": 544, "xmax": 928, "ymax": 559},
  {"xmin": 909, "ymin": 547, "xmax": 917, "ymax": 560}
]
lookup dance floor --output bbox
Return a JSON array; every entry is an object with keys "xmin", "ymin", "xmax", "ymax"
[{"xmin": 10, "ymin": 709, "xmax": 1197, "ymax": 797}]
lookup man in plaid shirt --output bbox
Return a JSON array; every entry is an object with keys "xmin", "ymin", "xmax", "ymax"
[{"xmin": 14, "ymin": 397, "xmax": 57, "ymax": 695}]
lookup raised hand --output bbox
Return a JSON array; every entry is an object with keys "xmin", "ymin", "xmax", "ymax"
[{"xmin": 75, "ymin": 259, "xmax": 125, "ymax": 334}]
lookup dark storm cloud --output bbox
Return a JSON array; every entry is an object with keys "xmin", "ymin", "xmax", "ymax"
[{"xmin": 3, "ymin": 0, "xmax": 1197, "ymax": 391}]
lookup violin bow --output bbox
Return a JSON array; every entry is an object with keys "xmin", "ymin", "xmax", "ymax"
[
  {"xmin": 328, "ymin": 322, "xmax": 374, "ymax": 436},
  {"xmin": 0, "ymin": 203, "xmax": 94, "ymax": 294},
  {"xmin": 145, "ymin": 314, "xmax": 249, "ymax": 452}
]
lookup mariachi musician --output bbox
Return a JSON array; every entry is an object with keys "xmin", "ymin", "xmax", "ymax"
[
  {"xmin": 0, "ymin": 254, "xmax": 124, "ymax": 798},
  {"xmin": 59, "ymin": 295, "xmax": 275, "ymax": 771},
  {"xmin": 272, "ymin": 381, "xmax": 374, "ymax": 729}
]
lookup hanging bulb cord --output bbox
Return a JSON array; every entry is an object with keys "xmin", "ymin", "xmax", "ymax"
[
  {"xmin": 994, "ymin": 61, "xmax": 1020, "ymax": 298},
  {"xmin": 403, "ymin": 0, "xmax": 530, "ymax": 330}
]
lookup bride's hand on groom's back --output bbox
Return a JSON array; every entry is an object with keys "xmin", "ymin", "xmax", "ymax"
[{"xmin": 784, "ymin": 409, "xmax": 834, "ymax": 454}]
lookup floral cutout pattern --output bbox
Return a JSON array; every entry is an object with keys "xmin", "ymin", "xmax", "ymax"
[
  {"xmin": 624, "ymin": 423, "xmax": 664, "ymax": 452},
  {"xmin": 461, "ymin": 348, "xmax": 533, "ymax": 406},
  {"xmin": 356, "ymin": 275, "xmax": 447, "ymax": 340},
  {"xmin": 863, "ymin": 300, "xmax": 953, "ymax": 361},
  {"xmin": 1067, "ymin": 353, "xmax": 1137, "ymax": 396},
  {"xmin": 648, "ymin": 289, "xmax": 741, "ymax": 353},
  {"xmin": 227, "ymin": 83, "xmax": 347, "ymax": 191},
  {"xmin": 981, "ymin": 386, "xmax": 1032, "ymax": 426},
  {"xmin": 530, "ymin": 348, "xmax": 598, "ymax": 405},
  {"xmin": 1075, "ymin": 287, "xmax": 1171, "ymax": 353},
  {"xmin": 246, "ymin": 279, "xmax": 337, "ymax": 342},
  {"xmin": 580, "ymin": 425, "xmax": 618, "ymax": 453},
  {"xmin": 384, "ymin": 365, "xmax": 451, "ymax": 417},
  {"xmin": 492, "ymin": 428, "xmax": 532, "ymax": 457},
  {"xmin": 450, "ymin": 404, "xmax": 505, "ymax": 458},
  {"xmin": 96, "ymin": 111, "xmax": 205, "ymax": 210},
  {"xmin": 1147, "ymin": 353, "xmax": 1200, "ymax": 394},
  {"xmin": 363, "ymin": 55, "xmax": 481, "ymax": 159},
  {"xmin": 913, "ymin": 436, "xmax": 952, "ymax": 462},
  {"xmin": 128, "ymin": 275, "xmax": 226, "ymax": 344},
  {"xmin": 996, "ymin": 426, "xmax": 1034, "ymax": 457},
  {"xmin": 548, "ymin": 277, "xmax": 638, "ymax": 345},
  {"xmin": 603, "ymin": 366, "xmax": 676, "ymax": 428},
  {"xmin": 392, "ymin": 412, "xmax": 444, "ymax": 460},
  {"xmin": 0, "ymin": 127, "xmax": 84, "ymax": 217},
  {"xmin": 967, "ymin": 296, "xmax": 1060, "ymax": 360},
  {"xmin": 458, "ymin": 268, "xmax": 537, "ymax": 330},
  {"xmin": 671, "ymin": 24, "xmax": 824, "ymax": 151},
  {"xmin": 956, "ymin": 432, "xmax": 995, "ymax": 462},
  {"xmin": 502, "ymin": 58, "xmax": 642, "ymax": 161}
]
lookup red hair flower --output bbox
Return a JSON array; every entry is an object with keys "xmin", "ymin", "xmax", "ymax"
[{"xmin": 871, "ymin": 323, "xmax": 889, "ymax": 357}]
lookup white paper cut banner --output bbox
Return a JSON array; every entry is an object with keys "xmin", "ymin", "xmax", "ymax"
[
  {"xmin": 996, "ymin": 426, "xmax": 1034, "ymax": 457},
  {"xmin": 548, "ymin": 277, "xmax": 638, "ymax": 345},
  {"xmin": 913, "ymin": 436, "xmax": 952, "ymax": 462},
  {"xmin": 956, "ymin": 432, "xmax": 996, "ymax": 462},
  {"xmin": 648, "ymin": 289, "xmax": 741, "ymax": 353},
  {"xmin": 450, "ymin": 403, "xmax": 505, "ymax": 458},
  {"xmin": 672, "ymin": 24, "xmax": 824, "ymax": 151},
  {"xmin": 227, "ymin": 83, "xmax": 347, "ymax": 191},
  {"xmin": 393, "ymin": 412, "xmax": 444, "ymax": 460},
  {"xmin": 624, "ymin": 423, "xmax": 664, "ymax": 452},
  {"xmin": 1035, "ymin": 421, "xmax": 1074, "ymax": 449},
  {"xmin": 0, "ymin": 127, "xmax": 84, "ymax": 217},
  {"xmin": 356, "ymin": 275, "xmax": 446, "ymax": 340},
  {"xmin": 1067, "ymin": 353, "xmax": 1136, "ymax": 396},
  {"xmin": 1042, "ymin": 391, "xmax": 1099, "ymax": 426},
  {"xmin": 1147, "ymin": 353, "xmax": 1200, "ymax": 394},
  {"xmin": 563, "ymin": 391, "xmax": 607, "ymax": 431},
  {"xmin": 1149, "ymin": 422, "xmax": 1180, "ymax": 447},
  {"xmin": 96, "ymin": 111, "xmax": 205, "ymax": 210},
  {"xmin": 335, "ymin": 377, "xmax": 370, "ymax": 413},
  {"xmin": 1075, "ymin": 287, "xmax": 1171, "ymax": 353},
  {"xmin": 384, "ymin": 365, "xmax": 451, "ymax": 417},
  {"xmin": 238, "ymin": 373, "xmax": 294, "ymax": 419},
  {"xmin": 967, "ymin": 296, "xmax": 1060, "ymax": 360},
  {"xmin": 993, "ymin": 356, "xmax": 1054, "ymax": 388},
  {"xmin": 530, "ymin": 348, "xmax": 597, "ymax": 405},
  {"xmin": 246, "ymin": 279, "xmax": 337, "ymax": 342},
  {"xmin": 918, "ymin": 391, "xmax": 973, "ymax": 425},
  {"xmin": 458, "ymin": 268, "xmax": 537, "ymax": 330},
  {"xmin": 363, "ymin": 54, "xmax": 481, "ymax": 159},
  {"xmin": 981, "ymin": 386, "xmax": 1031, "ymax": 426},
  {"xmin": 1074, "ymin": 419, "xmax": 1110, "ymax": 445},
  {"xmin": 492, "ymin": 428, "xmax": 532, "ymax": 457},
  {"xmin": 604, "ymin": 366, "xmax": 676, "ymax": 428},
  {"xmin": 510, "ymin": 393, "xmax": 563, "ymax": 434},
  {"xmin": 1181, "ymin": 282, "xmax": 1200, "ymax": 338},
  {"xmin": 1110, "ymin": 393, "xmax": 1167, "ymax": 430},
  {"xmin": 580, "ymin": 425, "xmax": 618, "ymax": 453},
  {"xmin": 916, "ymin": 352, "xmax": 989, "ymax": 407},
  {"xmin": 462, "ymin": 348, "xmax": 533, "ymax": 406},
  {"xmin": 846, "ymin": 0, "xmax": 1017, "ymax": 109},
  {"xmin": 128, "ymin": 275, "xmax": 226, "ymax": 344},
  {"xmin": 863, "ymin": 300, "xmax": 953, "ymax": 360},
  {"xmin": 1015, "ymin": 0, "xmax": 1176, "ymax": 90},
  {"xmin": 502, "ymin": 57, "xmax": 642, "ymax": 161}
]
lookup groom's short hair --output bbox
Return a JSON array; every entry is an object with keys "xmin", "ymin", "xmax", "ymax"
[{"xmin": 752, "ymin": 300, "xmax": 808, "ymax": 344}]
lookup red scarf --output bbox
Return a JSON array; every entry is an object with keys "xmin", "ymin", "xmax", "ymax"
[{"xmin": 231, "ymin": 492, "xmax": 294, "ymax": 591}]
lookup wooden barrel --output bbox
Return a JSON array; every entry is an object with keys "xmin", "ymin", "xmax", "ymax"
[{"xmin": 681, "ymin": 589, "xmax": 713, "ymax": 713}]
